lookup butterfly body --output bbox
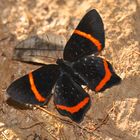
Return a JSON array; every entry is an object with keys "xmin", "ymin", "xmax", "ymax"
[
  {"xmin": 56, "ymin": 59, "xmax": 74, "ymax": 76},
  {"xmin": 7, "ymin": 9, "xmax": 121, "ymax": 123}
]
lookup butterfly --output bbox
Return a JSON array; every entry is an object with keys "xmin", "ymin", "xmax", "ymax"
[{"xmin": 6, "ymin": 9, "xmax": 121, "ymax": 123}]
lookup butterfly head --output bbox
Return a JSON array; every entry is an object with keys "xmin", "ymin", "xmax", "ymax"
[{"xmin": 56, "ymin": 58, "xmax": 64, "ymax": 65}]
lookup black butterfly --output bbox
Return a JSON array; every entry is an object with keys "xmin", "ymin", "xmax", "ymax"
[{"xmin": 7, "ymin": 9, "xmax": 121, "ymax": 123}]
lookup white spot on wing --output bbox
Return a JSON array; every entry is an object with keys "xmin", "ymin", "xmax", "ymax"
[
  {"xmin": 84, "ymin": 58, "xmax": 87, "ymax": 61},
  {"xmin": 75, "ymin": 52, "xmax": 78, "ymax": 56},
  {"xmin": 83, "ymin": 63, "xmax": 86, "ymax": 66},
  {"xmin": 61, "ymin": 84, "xmax": 64, "ymax": 88}
]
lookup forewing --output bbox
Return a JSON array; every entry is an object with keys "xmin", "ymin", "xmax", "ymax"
[
  {"xmin": 54, "ymin": 73, "xmax": 90, "ymax": 123},
  {"xmin": 64, "ymin": 9, "xmax": 105, "ymax": 62},
  {"xmin": 7, "ymin": 64, "xmax": 60, "ymax": 105},
  {"xmin": 72, "ymin": 56, "xmax": 121, "ymax": 92}
]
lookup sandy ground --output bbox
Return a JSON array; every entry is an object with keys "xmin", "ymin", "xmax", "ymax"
[{"xmin": 0, "ymin": 0, "xmax": 140, "ymax": 140}]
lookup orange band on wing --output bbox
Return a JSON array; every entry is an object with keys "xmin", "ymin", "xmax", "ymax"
[
  {"xmin": 74, "ymin": 30, "xmax": 102, "ymax": 51},
  {"xmin": 95, "ymin": 59, "xmax": 112, "ymax": 92},
  {"xmin": 56, "ymin": 97, "xmax": 90, "ymax": 114},
  {"xmin": 29, "ymin": 72, "xmax": 46, "ymax": 102}
]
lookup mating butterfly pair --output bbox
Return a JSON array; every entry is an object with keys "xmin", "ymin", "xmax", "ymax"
[{"xmin": 7, "ymin": 9, "xmax": 121, "ymax": 122}]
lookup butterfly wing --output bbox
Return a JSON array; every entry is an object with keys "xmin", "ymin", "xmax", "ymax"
[
  {"xmin": 7, "ymin": 64, "xmax": 60, "ymax": 105},
  {"xmin": 64, "ymin": 9, "xmax": 105, "ymax": 62},
  {"xmin": 72, "ymin": 56, "xmax": 121, "ymax": 92},
  {"xmin": 13, "ymin": 33, "xmax": 65, "ymax": 65},
  {"xmin": 54, "ymin": 73, "xmax": 90, "ymax": 123}
]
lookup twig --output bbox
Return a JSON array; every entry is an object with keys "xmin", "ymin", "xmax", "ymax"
[
  {"xmin": 0, "ymin": 36, "xmax": 9, "ymax": 42},
  {"xmin": 1, "ymin": 131, "xmax": 9, "ymax": 140},
  {"xmin": 93, "ymin": 104, "xmax": 115, "ymax": 131},
  {"xmin": 19, "ymin": 110, "xmax": 58, "ymax": 140},
  {"xmin": 93, "ymin": 114, "xmax": 109, "ymax": 131},
  {"xmin": 132, "ymin": 50, "xmax": 140, "ymax": 55},
  {"xmin": 35, "ymin": 105, "xmax": 101, "ymax": 138},
  {"xmin": 19, "ymin": 122, "xmax": 44, "ymax": 129}
]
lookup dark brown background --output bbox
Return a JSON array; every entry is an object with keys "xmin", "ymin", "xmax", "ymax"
[{"xmin": 0, "ymin": 0, "xmax": 140, "ymax": 139}]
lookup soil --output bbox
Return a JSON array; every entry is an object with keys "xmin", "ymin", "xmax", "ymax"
[{"xmin": 0, "ymin": 0, "xmax": 140, "ymax": 140}]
